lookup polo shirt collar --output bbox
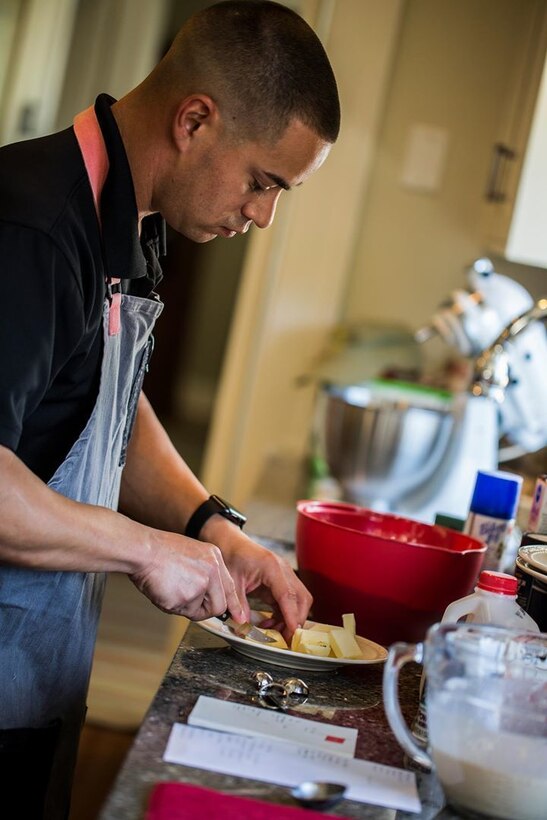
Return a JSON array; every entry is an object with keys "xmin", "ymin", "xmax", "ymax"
[{"xmin": 93, "ymin": 93, "xmax": 165, "ymax": 289}]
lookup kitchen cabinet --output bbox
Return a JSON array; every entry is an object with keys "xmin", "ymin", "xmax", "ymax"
[
  {"xmin": 505, "ymin": 51, "xmax": 547, "ymax": 267},
  {"xmin": 482, "ymin": 0, "xmax": 547, "ymax": 268}
]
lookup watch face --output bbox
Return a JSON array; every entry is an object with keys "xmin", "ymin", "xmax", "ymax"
[{"xmin": 212, "ymin": 495, "xmax": 246, "ymax": 527}]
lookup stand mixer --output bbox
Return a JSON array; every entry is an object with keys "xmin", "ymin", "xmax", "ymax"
[{"xmin": 319, "ymin": 259, "xmax": 547, "ymax": 523}]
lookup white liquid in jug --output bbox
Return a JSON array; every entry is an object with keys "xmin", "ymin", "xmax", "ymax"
[{"xmin": 429, "ymin": 701, "xmax": 547, "ymax": 820}]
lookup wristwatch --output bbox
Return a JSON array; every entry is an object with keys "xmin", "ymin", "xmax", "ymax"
[{"xmin": 185, "ymin": 494, "xmax": 247, "ymax": 539}]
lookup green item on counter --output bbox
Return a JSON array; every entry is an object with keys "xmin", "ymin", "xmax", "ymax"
[
  {"xmin": 368, "ymin": 377, "xmax": 453, "ymax": 403},
  {"xmin": 435, "ymin": 513, "xmax": 466, "ymax": 532}
]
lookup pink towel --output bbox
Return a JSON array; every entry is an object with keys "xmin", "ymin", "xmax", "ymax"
[{"xmin": 146, "ymin": 782, "xmax": 337, "ymax": 819}]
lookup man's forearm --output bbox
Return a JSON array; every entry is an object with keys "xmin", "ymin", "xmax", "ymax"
[
  {"xmin": 118, "ymin": 392, "xmax": 210, "ymax": 534},
  {"xmin": 0, "ymin": 443, "xmax": 150, "ymax": 573}
]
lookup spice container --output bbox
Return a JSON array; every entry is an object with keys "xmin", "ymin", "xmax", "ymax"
[
  {"xmin": 463, "ymin": 469, "xmax": 522, "ymax": 573},
  {"xmin": 528, "ymin": 474, "xmax": 547, "ymax": 533}
]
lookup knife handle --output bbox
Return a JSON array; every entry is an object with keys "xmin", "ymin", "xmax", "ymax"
[
  {"xmin": 219, "ymin": 611, "xmax": 249, "ymax": 632},
  {"xmin": 220, "ymin": 614, "xmax": 252, "ymax": 638}
]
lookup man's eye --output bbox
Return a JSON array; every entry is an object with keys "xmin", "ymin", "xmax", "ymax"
[{"xmin": 249, "ymin": 179, "xmax": 264, "ymax": 193}]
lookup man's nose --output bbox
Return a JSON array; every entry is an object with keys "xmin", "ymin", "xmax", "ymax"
[{"xmin": 242, "ymin": 189, "xmax": 282, "ymax": 229}]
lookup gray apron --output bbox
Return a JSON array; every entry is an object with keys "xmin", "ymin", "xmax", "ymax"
[{"xmin": 0, "ymin": 105, "xmax": 163, "ymax": 819}]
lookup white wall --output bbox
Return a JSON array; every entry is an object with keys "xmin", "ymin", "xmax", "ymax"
[
  {"xmin": 0, "ymin": 0, "xmax": 21, "ymax": 107},
  {"xmin": 56, "ymin": 0, "xmax": 171, "ymax": 129},
  {"xmin": 0, "ymin": 0, "xmax": 78, "ymax": 144}
]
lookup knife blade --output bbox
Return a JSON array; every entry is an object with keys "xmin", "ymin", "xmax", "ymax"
[{"xmin": 219, "ymin": 612, "xmax": 277, "ymax": 644}]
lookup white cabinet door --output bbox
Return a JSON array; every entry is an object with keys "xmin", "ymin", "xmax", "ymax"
[
  {"xmin": 505, "ymin": 55, "xmax": 547, "ymax": 267},
  {"xmin": 482, "ymin": 1, "xmax": 547, "ymax": 268}
]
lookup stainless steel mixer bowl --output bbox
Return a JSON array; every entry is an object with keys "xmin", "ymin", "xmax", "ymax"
[{"xmin": 321, "ymin": 382, "xmax": 456, "ymax": 507}]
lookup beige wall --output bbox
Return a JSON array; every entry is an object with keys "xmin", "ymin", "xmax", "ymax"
[{"xmin": 343, "ymin": 0, "xmax": 546, "ymax": 335}]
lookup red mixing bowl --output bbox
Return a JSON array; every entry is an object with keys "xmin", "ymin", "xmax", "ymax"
[{"xmin": 295, "ymin": 500, "xmax": 486, "ymax": 647}]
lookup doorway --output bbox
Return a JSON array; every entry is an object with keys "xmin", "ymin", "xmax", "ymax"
[
  {"xmin": 140, "ymin": 0, "xmax": 250, "ymax": 475},
  {"xmin": 144, "ymin": 227, "xmax": 248, "ymax": 475}
]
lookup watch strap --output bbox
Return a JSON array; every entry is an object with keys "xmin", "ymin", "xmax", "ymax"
[{"xmin": 185, "ymin": 495, "xmax": 246, "ymax": 540}]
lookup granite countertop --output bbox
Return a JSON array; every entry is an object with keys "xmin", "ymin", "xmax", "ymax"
[{"xmin": 99, "ymin": 535, "xmax": 468, "ymax": 820}]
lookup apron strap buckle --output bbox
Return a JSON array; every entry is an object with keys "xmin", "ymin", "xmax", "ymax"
[{"xmin": 107, "ymin": 278, "xmax": 121, "ymax": 336}]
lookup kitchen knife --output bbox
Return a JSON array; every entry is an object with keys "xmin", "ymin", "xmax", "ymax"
[{"xmin": 219, "ymin": 612, "xmax": 277, "ymax": 644}]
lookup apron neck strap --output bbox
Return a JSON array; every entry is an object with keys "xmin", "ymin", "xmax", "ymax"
[
  {"xmin": 73, "ymin": 105, "xmax": 121, "ymax": 336},
  {"xmin": 73, "ymin": 106, "xmax": 109, "ymax": 222}
]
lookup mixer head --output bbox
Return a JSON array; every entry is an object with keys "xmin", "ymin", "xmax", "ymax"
[
  {"xmin": 415, "ymin": 258, "xmax": 535, "ymax": 356},
  {"xmin": 416, "ymin": 259, "xmax": 547, "ymax": 455}
]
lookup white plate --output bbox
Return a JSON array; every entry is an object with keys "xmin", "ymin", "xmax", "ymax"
[
  {"xmin": 518, "ymin": 545, "xmax": 547, "ymax": 575},
  {"xmin": 516, "ymin": 556, "xmax": 547, "ymax": 585},
  {"xmin": 197, "ymin": 617, "xmax": 387, "ymax": 671}
]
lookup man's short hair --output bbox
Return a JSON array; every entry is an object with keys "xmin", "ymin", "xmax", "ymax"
[{"xmin": 161, "ymin": 0, "xmax": 340, "ymax": 144}]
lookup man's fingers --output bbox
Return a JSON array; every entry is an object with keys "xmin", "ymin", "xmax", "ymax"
[
  {"xmin": 264, "ymin": 574, "xmax": 312, "ymax": 636},
  {"xmin": 217, "ymin": 560, "xmax": 248, "ymax": 623},
  {"xmin": 130, "ymin": 535, "xmax": 250, "ymax": 621}
]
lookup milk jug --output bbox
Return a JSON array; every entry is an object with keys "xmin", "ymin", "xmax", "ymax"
[{"xmin": 441, "ymin": 570, "xmax": 540, "ymax": 629}]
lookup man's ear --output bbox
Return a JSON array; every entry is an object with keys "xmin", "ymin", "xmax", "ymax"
[{"xmin": 172, "ymin": 95, "xmax": 217, "ymax": 152}]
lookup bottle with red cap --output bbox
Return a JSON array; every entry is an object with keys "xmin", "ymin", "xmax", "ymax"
[
  {"xmin": 440, "ymin": 570, "xmax": 540, "ymax": 630},
  {"xmin": 410, "ymin": 571, "xmax": 538, "ymax": 749}
]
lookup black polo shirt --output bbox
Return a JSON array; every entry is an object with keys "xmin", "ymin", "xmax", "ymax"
[{"xmin": 0, "ymin": 94, "xmax": 165, "ymax": 482}]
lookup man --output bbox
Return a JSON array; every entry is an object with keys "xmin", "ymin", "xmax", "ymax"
[{"xmin": 0, "ymin": 1, "xmax": 340, "ymax": 817}]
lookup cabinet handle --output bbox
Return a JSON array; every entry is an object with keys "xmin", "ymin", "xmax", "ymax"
[{"xmin": 485, "ymin": 143, "xmax": 515, "ymax": 202}]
